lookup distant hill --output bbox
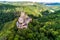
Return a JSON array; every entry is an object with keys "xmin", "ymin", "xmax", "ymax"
[{"xmin": 41, "ymin": 3, "xmax": 60, "ymax": 5}]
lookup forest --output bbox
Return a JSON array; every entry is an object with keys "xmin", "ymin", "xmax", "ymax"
[{"xmin": 0, "ymin": 2, "xmax": 60, "ymax": 40}]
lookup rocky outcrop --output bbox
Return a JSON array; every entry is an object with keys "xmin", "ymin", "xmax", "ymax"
[{"xmin": 16, "ymin": 12, "xmax": 32, "ymax": 29}]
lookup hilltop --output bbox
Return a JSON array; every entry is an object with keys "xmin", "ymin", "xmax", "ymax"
[{"xmin": 0, "ymin": 2, "xmax": 60, "ymax": 40}]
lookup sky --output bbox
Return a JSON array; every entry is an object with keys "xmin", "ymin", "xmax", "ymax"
[{"xmin": 0, "ymin": 0, "xmax": 60, "ymax": 3}]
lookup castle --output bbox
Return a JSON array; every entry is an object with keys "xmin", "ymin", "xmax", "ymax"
[{"xmin": 16, "ymin": 12, "xmax": 32, "ymax": 29}]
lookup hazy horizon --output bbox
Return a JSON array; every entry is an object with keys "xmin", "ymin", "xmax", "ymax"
[{"xmin": 0, "ymin": 0, "xmax": 60, "ymax": 3}]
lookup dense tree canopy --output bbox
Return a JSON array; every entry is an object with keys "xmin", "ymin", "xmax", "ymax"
[{"xmin": 0, "ymin": 2, "xmax": 60, "ymax": 40}]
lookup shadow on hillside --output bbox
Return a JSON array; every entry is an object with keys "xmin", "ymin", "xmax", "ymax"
[
  {"xmin": 0, "ymin": 4, "xmax": 22, "ymax": 24},
  {"xmin": 0, "ymin": 11, "xmax": 17, "ymax": 30},
  {"xmin": 0, "ymin": 4, "xmax": 20, "ymax": 10},
  {"xmin": 0, "ymin": 4, "xmax": 20, "ymax": 30}
]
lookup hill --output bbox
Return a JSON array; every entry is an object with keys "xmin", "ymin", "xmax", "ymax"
[{"xmin": 0, "ymin": 2, "xmax": 60, "ymax": 40}]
